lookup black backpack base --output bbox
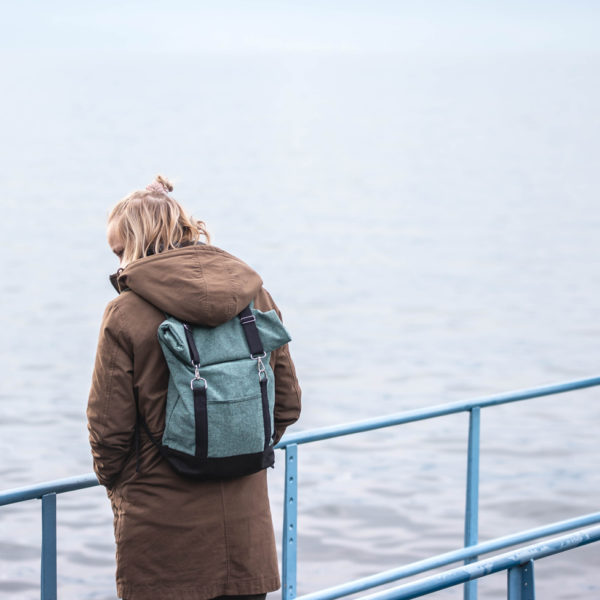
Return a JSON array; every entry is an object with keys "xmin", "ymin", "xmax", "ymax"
[
  {"xmin": 160, "ymin": 444, "xmax": 275, "ymax": 480},
  {"xmin": 137, "ymin": 417, "xmax": 275, "ymax": 481}
]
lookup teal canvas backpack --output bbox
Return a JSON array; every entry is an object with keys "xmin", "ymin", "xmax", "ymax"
[{"xmin": 137, "ymin": 304, "xmax": 291, "ymax": 480}]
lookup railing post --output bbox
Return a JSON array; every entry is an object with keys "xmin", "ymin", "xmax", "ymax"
[
  {"xmin": 41, "ymin": 493, "xmax": 57, "ymax": 600},
  {"xmin": 464, "ymin": 407, "xmax": 481, "ymax": 600},
  {"xmin": 282, "ymin": 444, "xmax": 298, "ymax": 600},
  {"xmin": 507, "ymin": 559, "xmax": 535, "ymax": 599}
]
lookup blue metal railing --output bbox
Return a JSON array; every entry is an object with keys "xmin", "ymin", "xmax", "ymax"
[
  {"xmin": 359, "ymin": 524, "xmax": 600, "ymax": 600},
  {"xmin": 298, "ymin": 511, "xmax": 600, "ymax": 600},
  {"xmin": 277, "ymin": 375, "xmax": 600, "ymax": 600},
  {"xmin": 1, "ymin": 375, "xmax": 600, "ymax": 600}
]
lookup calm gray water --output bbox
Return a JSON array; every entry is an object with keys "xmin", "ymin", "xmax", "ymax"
[{"xmin": 1, "ymin": 42, "xmax": 600, "ymax": 600}]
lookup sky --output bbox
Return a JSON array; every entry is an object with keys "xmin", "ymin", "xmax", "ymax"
[{"xmin": 2, "ymin": 1, "xmax": 599, "ymax": 56}]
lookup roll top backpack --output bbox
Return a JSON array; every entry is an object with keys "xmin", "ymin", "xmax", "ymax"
[{"xmin": 136, "ymin": 304, "xmax": 291, "ymax": 480}]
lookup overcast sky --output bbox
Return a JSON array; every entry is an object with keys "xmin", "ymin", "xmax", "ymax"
[{"xmin": 2, "ymin": 1, "xmax": 599, "ymax": 55}]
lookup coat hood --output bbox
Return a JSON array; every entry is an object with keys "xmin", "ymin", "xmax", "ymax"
[{"xmin": 113, "ymin": 245, "xmax": 263, "ymax": 326}]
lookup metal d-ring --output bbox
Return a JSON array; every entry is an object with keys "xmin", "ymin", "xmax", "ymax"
[
  {"xmin": 191, "ymin": 376, "xmax": 208, "ymax": 391},
  {"xmin": 252, "ymin": 353, "xmax": 268, "ymax": 382},
  {"xmin": 190, "ymin": 363, "xmax": 207, "ymax": 390}
]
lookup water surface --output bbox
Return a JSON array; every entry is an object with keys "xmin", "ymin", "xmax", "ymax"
[{"xmin": 1, "ymin": 45, "xmax": 599, "ymax": 599}]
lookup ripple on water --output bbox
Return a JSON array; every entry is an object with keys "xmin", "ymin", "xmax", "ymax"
[
  {"xmin": 0, "ymin": 580, "xmax": 39, "ymax": 593},
  {"xmin": 0, "ymin": 542, "xmax": 40, "ymax": 561},
  {"xmin": 64, "ymin": 550, "xmax": 116, "ymax": 567}
]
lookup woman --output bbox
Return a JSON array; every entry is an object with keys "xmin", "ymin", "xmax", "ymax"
[{"xmin": 87, "ymin": 176, "xmax": 302, "ymax": 600}]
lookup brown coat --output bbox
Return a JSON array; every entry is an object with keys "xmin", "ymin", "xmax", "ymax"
[{"xmin": 87, "ymin": 245, "xmax": 301, "ymax": 600}]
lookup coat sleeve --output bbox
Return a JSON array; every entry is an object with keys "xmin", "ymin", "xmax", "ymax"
[
  {"xmin": 87, "ymin": 301, "xmax": 136, "ymax": 489},
  {"xmin": 255, "ymin": 288, "xmax": 302, "ymax": 444},
  {"xmin": 271, "ymin": 341, "xmax": 302, "ymax": 444}
]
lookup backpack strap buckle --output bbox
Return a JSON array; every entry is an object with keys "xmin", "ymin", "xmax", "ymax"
[
  {"xmin": 191, "ymin": 375, "xmax": 208, "ymax": 391},
  {"xmin": 239, "ymin": 306, "xmax": 265, "ymax": 358},
  {"xmin": 253, "ymin": 354, "xmax": 268, "ymax": 382},
  {"xmin": 191, "ymin": 364, "xmax": 207, "ymax": 390}
]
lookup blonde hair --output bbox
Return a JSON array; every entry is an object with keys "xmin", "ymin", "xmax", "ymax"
[{"xmin": 108, "ymin": 175, "xmax": 210, "ymax": 266}]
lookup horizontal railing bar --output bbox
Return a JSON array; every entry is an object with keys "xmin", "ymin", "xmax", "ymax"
[
  {"xmin": 357, "ymin": 525, "xmax": 600, "ymax": 600},
  {"xmin": 0, "ymin": 474, "xmax": 99, "ymax": 507},
  {"xmin": 1, "ymin": 375, "xmax": 599, "ymax": 600},
  {"xmin": 2, "ymin": 376, "xmax": 600, "ymax": 506},
  {"xmin": 297, "ymin": 511, "xmax": 600, "ymax": 600},
  {"xmin": 277, "ymin": 375, "xmax": 600, "ymax": 447},
  {"xmin": 2, "ymin": 482, "xmax": 598, "ymax": 599}
]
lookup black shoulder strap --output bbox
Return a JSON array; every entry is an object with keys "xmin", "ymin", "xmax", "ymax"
[
  {"xmin": 238, "ymin": 305, "xmax": 265, "ymax": 357},
  {"xmin": 181, "ymin": 306, "xmax": 264, "ymax": 364},
  {"xmin": 182, "ymin": 323, "xmax": 201, "ymax": 365}
]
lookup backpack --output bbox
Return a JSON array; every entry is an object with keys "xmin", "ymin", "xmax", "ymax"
[{"xmin": 137, "ymin": 304, "xmax": 291, "ymax": 480}]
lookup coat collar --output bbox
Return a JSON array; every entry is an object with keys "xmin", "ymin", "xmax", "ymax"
[{"xmin": 109, "ymin": 268, "xmax": 127, "ymax": 294}]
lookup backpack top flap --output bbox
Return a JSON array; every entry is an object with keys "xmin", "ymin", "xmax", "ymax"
[{"xmin": 157, "ymin": 306, "xmax": 291, "ymax": 366}]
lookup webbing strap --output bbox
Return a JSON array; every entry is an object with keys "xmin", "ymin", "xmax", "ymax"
[
  {"xmin": 238, "ymin": 306, "xmax": 265, "ymax": 357},
  {"xmin": 240, "ymin": 306, "xmax": 270, "ymax": 449},
  {"xmin": 183, "ymin": 323, "xmax": 201, "ymax": 365},
  {"xmin": 259, "ymin": 378, "xmax": 271, "ymax": 450},
  {"xmin": 193, "ymin": 383, "xmax": 208, "ymax": 459}
]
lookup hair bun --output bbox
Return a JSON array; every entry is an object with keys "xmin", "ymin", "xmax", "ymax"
[
  {"xmin": 146, "ymin": 175, "xmax": 174, "ymax": 195},
  {"xmin": 155, "ymin": 175, "xmax": 174, "ymax": 192}
]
